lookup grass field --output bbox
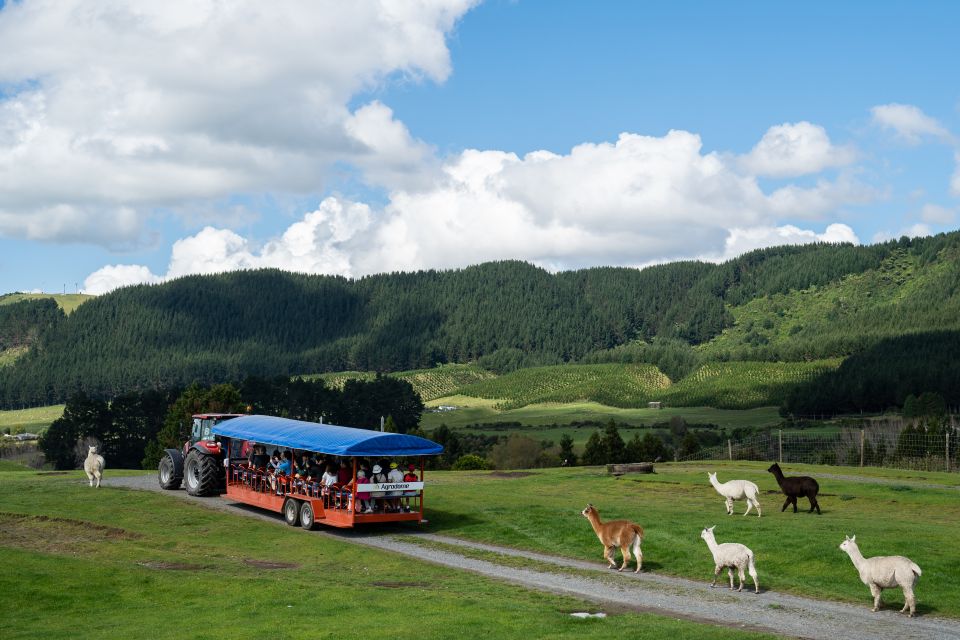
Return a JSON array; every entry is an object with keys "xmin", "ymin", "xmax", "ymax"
[
  {"xmin": 421, "ymin": 461, "xmax": 959, "ymax": 618},
  {"xmin": 0, "ymin": 292, "xmax": 92, "ymax": 314},
  {"xmin": 307, "ymin": 363, "xmax": 497, "ymax": 401},
  {"xmin": 423, "ymin": 396, "xmax": 782, "ymax": 446},
  {"xmin": 0, "ymin": 404, "xmax": 64, "ymax": 434},
  {"xmin": 0, "ymin": 469, "xmax": 776, "ymax": 640}
]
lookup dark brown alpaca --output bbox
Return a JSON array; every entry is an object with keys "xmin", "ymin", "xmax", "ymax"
[{"xmin": 767, "ymin": 463, "xmax": 821, "ymax": 514}]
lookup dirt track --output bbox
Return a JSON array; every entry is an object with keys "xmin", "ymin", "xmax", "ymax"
[{"xmin": 105, "ymin": 473, "xmax": 960, "ymax": 640}]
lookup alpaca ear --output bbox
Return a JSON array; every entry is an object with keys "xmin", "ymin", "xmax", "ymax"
[{"xmin": 851, "ymin": 535, "xmax": 856, "ymax": 542}]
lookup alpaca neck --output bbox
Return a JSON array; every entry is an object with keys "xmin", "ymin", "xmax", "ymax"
[
  {"xmin": 703, "ymin": 534, "xmax": 720, "ymax": 555},
  {"xmin": 585, "ymin": 512, "xmax": 604, "ymax": 535},
  {"xmin": 709, "ymin": 476, "xmax": 723, "ymax": 491},
  {"xmin": 770, "ymin": 468, "xmax": 785, "ymax": 485},
  {"xmin": 843, "ymin": 543, "xmax": 866, "ymax": 569}
]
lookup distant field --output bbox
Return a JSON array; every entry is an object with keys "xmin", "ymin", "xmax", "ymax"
[
  {"xmin": 423, "ymin": 396, "xmax": 782, "ymax": 446},
  {"xmin": 659, "ymin": 359, "xmax": 842, "ymax": 409},
  {"xmin": 0, "ymin": 404, "xmax": 64, "ymax": 434},
  {"xmin": 307, "ymin": 363, "xmax": 496, "ymax": 401},
  {"xmin": 0, "ymin": 346, "xmax": 27, "ymax": 368},
  {"xmin": 0, "ymin": 292, "xmax": 92, "ymax": 314},
  {"xmin": 453, "ymin": 363, "xmax": 670, "ymax": 409}
]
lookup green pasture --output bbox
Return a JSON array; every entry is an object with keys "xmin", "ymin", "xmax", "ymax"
[
  {"xmin": 0, "ymin": 470, "xmax": 775, "ymax": 640},
  {"xmin": 0, "ymin": 404, "xmax": 64, "ymax": 434},
  {"xmin": 423, "ymin": 461, "xmax": 960, "ymax": 618},
  {"xmin": 423, "ymin": 396, "xmax": 782, "ymax": 442},
  {"xmin": 305, "ymin": 363, "xmax": 496, "ymax": 401},
  {"xmin": 0, "ymin": 292, "xmax": 92, "ymax": 314}
]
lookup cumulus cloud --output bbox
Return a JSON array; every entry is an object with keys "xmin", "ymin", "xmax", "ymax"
[
  {"xmin": 712, "ymin": 224, "xmax": 859, "ymax": 262},
  {"xmin": 83, "ymin": 128, "xmax": 877, "ymax": 293},
  {"xmin": 870, "ymin": 103, "xmax": 954, "ymax": 144},
  {"xmin": 740, "ymin": 121, "xmax": 856, "ymax": 177},
  {"xmin": 82, "ymin": 264, "xmax": 163, "ymax": 295},
  {"xmin": 919, "ymin": 203, "xmax": 956, "ymax": 225},
  {"xmin": 0, "ymin": 0, "xmax": 476, "ymax": 244}
]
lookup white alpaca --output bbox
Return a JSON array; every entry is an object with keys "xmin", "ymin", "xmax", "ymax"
[
  {"xmin": 708, "ymin": 472, "xmax": 761, "ymax": 517},
  {"xmin": 84, "ymin": 446, "xmax": 105, "ymax": 488},
  {"xmin": 839, "ymin": 535, "xmax": 921, "ymax": 617},
  {"xmin": 700, "ymin": 525, "xmax": 759, "ymax": 593}
]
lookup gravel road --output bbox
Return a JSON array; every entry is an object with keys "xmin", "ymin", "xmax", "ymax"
[{"xmin": 104, "ymin": 473, "xmax": 960, "ymax": 640}]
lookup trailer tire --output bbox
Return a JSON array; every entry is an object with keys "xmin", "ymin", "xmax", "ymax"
[
  {"xmin": 184, "ymin": 450, "xmax": 220, "ymax": 497},
  {"xmin": 158, "ymin": 452, "xmax": 182, "ymax": 490},
  {"xmin": 283, "ymin": 498, "xmax": 300, "ymax": 526},
  {"xmin": 300, "ymin": 502, "xmax": 315, "ymax": 530}
]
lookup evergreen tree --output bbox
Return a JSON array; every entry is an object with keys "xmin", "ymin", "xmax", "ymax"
[
  {"xmin": 581, "ymin": 430, "xmax": 606, "ymax": 466},
  {"xmin": 559, "ymin": 433, "xmax": 577, "ymax": 466},
  {"xmin": 602, "ymin": 420, "xmax": 626, "ymax": 464}
]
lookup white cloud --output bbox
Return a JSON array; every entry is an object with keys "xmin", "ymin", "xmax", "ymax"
[
  {"xmin": 0, "ymin": 0, "xmax": 476, "ymax": 245},
  {"xmin": 870, "ymin": 103, "xmax": 954, "ymax": 144},
  {"xmin": 919, "ymin": 203, "xmax": 955, "ymax": 225},
  {"xmin": 82, "ymin": 264, "xmax": 163, "ymax": 295},
  {"xmin": 952, "ymin": 152, "xmax": 960, "ymax": 197},
  {"xmin": 740, "ymin": 121, "xmax": 856, "ymax": 177},
  {"xmin": 713, "ymin": 223, "xmax": 860, "ymax": 262},
  {"xmin": 83, "ymin": 128, "xmax": 877, "ymax": 292},
  {"xmin": 871, "ymin": 223, "xmax": 933, "ymax": 244}
]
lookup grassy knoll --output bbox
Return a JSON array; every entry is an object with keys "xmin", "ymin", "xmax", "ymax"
[
  {"xmin": 0, "ymin": 470, "xmax": 774, "ymax": 640},
  {"xmin": 423, "ymin": 461, "xmax": 960, "ymax": 618},
  {"xmin": 0, "ymin": 292, "xmax": 92, "ymax": 314},
  {"xmin": 658, "ymin": 360, "xmax": 841, "ymax": 409},
  {"xmin": 0, "ymin": 404, "xmax": 64, "ymax": 434},
  {"xmin": 423, "ymin": 396, "xmax": 782, "ymax": 445},
  {"xmin": 0, "ymin": 346, "xmax": 27, "ymax": 368},
  {"xmin": 307, "ymin": 363, "xmax": 496, "ymax": 401},
  {"xmin": 453, "ymin": 363, "xmax": 670, "ymax": 409}
]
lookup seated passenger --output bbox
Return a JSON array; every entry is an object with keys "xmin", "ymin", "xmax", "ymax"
[
  {"xmin": 321, "ymin": 464, "xmax": 338, "ymax": 496},
  {"xmin": 370, "ymin": 464, "xmax": 387, "ymax": 511},
  {"xmin": 354, "ymin": 469, "xmax": 371, "ymax": 513},
  {"xmin": 387, "ymin": 462, "xmax": 404, "ymax": 512},
  {"xmin": 402, "ymin": 463, "xmax": 419, "ymax": 512},
  {"xmin": 270, "ymin": 450, "xmax": 293, "ymax": 495},
  {"xmin": 336, "ymin": 459, "xmax": 352, "ymax": 485}
]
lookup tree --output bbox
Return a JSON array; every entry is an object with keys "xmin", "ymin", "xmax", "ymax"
[
  {"xmin": 602, "ymin": 421, "xmax": 626, "ymax": 464},
  {"xmin": 581, "ymin": 430, "xmax": 606, "ymax": 466},
  {"xmin": 489, "ymin": 435, "xmax": 543, "ymax": 470},
  {"xmin": 452, "ymin": 454, "xmax": 494, "ymax": 470},
  {"xmin": 559, "ymin": 433, "xmax": 577, "ymax": 466},
  {"xmin": 39, "ymin": 392, "xmax": 110, "ymax": 470}
]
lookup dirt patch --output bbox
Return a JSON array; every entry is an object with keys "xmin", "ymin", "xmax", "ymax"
[
  {"xmin": 0, "ymin": 512, "xmax": 140, "ymax": 553},
  {"xmin": 244, "ymin": 559, "xmax": 300, "ymax": 569},
  {"xmin": 138, "ymin": 561, "xmax": 208, "ymax": 571},
  {"xmin": 372, "ymin": 581, "xmax": 431, "ymax": 588},
  {"xmin": 489, "ymin": 471, "xmax": 535, "ymax": 478}
]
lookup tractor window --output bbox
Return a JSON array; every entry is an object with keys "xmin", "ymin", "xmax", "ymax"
[
  {"xmin": 200, "ymin": 419, "xmax": 215, "ymax": 441},
  {"xmin": 191, "ymin": 418, "xmax": 202, "ymax": 441}
]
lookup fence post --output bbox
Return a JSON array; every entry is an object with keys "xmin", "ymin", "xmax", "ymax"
[
  {"xmin": 947, "ymin": 432, "xmax": 951, "ymax": 473},
  {"xmin": 860, "ymin": 429, "xmax": 865, "ymax": 468},
  {"xmin": 728, "ymin": 439, "xmax": 732, "ymax": 461},
  {"xmin": 778, "ymin": 430, "xmax": 782, "ymax": 463}
]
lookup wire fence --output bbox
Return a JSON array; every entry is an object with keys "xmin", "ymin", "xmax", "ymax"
[{"xmin": 681, "ymin": 417, "xmax": 959, "ymax": 473}]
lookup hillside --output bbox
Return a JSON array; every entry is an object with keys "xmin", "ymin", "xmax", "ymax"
[
  {"xmin": 1, "ymin": 231, "xmax": 959, "ymax": 408},
  {"xmin": 0, "ymin": 293, "xmax": 92, "ymax": 315}
]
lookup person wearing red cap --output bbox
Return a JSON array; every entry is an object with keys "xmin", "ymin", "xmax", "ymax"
[{"xmin": 402, "ymin": 463, "xmax": 419, "ymax": 512}]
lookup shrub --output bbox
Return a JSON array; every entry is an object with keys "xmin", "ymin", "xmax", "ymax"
[{"xmin": 451, "ymin": 454, "xmax": 493, "ymax": 470}]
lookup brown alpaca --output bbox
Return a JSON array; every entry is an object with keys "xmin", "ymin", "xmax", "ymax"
[{"xmin": 581, "ymin": 504, "xmax": 644, "ymax": 573}]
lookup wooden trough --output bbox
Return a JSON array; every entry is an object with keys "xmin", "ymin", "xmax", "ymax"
[{"xmin": 606, "ymin": 462, "xmax": 655, "ymax": 475}]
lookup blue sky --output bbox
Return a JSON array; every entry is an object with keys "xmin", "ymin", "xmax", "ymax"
[{"xmin": 0, "ymin": 1, "xmax": 958, "ymax": 294}]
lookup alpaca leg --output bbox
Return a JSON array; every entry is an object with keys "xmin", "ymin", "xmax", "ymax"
[
  {"xmin": 742, "ymin": 499, "xmax": 752, "ymax": 516},
  {"xmin": 725, "ymin": 497, "xmax": 733, "ymax": 515},
  {"xmin": 737, "ymin": 566, "xmax": 746, "ymax": 592},
  {"xmin": 95, "ymin": 472, "xmax": 101, "ymax": 488},
  {"xmin": 791, "ymin": 496, "xmax": 799, "ymax": 513},
  {"xmin": 901, "ymin": 586, "xmax": 916, "ymax": 616},
  {"xmin": 753, "ymin": 498, "xmax": 762, "ymax": 517},
  {"xmin": 727, "ymin": 567, "xmax": 735, "ymax": 590},
  {"xmin": 748, "ymin": 561, "xmax": 759, "ymax": 593},
  {"xmin": 810, "ymin": 494, "xmax": 821, "ymax": 514},
  {"xmin": 781, "ymin": 496, "xmax": 791, "ymax": 512},
  {"xmin": 606, "ymin": 546, "xmax": 618, "ymax": 569},
  {"xmin": 870, "ymin": 584, "xmax": 882, "ymax": 612},
  {"xmin": 633, "ymin": 537, "xmax": 643, "ymax": 572},
  {"xmin": 618, "ymin": 544, "xmax": 630, "ymax": 572},
  {"xmin": 711, "ymin": 566, "xmax": 721, "ymax": 588}
]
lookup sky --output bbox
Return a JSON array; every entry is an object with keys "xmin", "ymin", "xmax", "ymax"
[{"xmin": 0, "ymin": 0, "xmax": 958, "ymax": 295}]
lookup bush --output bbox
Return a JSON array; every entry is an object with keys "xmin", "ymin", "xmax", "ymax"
[{"xmin": 451, "ymin": 454, "xmax": 493, "ymax": 470}]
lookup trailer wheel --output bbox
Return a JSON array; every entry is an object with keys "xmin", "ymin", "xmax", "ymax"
[
  {"xmin": 184, "ymin": 450, "xmax": 220, "ymax": 497},
  {"xmin": 283, "ymin": 498, "xmax": 300, "ymax": 526},
  {"xmin": 158, "ymin": 452, "xmax": 182, "ymax": 490},
  {"xmin": 300, "ymin": 502, "xmax": 315, "ymax": 530}
]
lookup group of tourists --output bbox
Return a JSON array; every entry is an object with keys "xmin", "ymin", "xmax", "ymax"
[{"xmin": 234, "ymin": 442, "xmax": 420, "ymax": 514}]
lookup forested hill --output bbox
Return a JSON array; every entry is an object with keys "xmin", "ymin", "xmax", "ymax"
[{"xmin": 1, "ymin": 231, "xmax": 959, "ymax": 406}]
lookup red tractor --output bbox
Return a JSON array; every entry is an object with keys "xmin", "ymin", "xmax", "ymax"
[{"xmin": 157, "ymin": 414, "xmax": 243, "ymax": 496}]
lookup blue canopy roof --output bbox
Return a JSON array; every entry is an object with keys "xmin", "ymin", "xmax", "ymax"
[{"xmin": 212, "ymin": 415, "xmax": 443, "ymax": 457}]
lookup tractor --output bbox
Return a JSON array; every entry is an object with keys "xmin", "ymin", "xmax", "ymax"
[{"xmin": 157, "ymin": 413, "xmax": 242, "ymax": 496}]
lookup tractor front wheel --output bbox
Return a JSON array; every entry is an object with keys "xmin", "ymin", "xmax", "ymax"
[
  {"xmin": 283, "ymin": 498, "xmax": 300, "ymax": 526},
  {"xmin": 184, "ymin": 450, "xmax": 220, "ymax": 497},
  {"xmin": 158, "ymin": 452, "xmax": 182, "ymax": 490}
]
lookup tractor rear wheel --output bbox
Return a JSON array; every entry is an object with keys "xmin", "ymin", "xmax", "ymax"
[
  {"xmin": 158, "ymin": 452, "xmax": 182, "ymax": 490},
  {"xmin": 300, "ymin": 502, "xmax": 315, "ymax": 530},
  {"xmin": 283, "ymin": 498, "xmax": 300, "ymax": 526},
  {"xmin": 184, "ymin": 450, "xmax": 220, "ymax": 497}
]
